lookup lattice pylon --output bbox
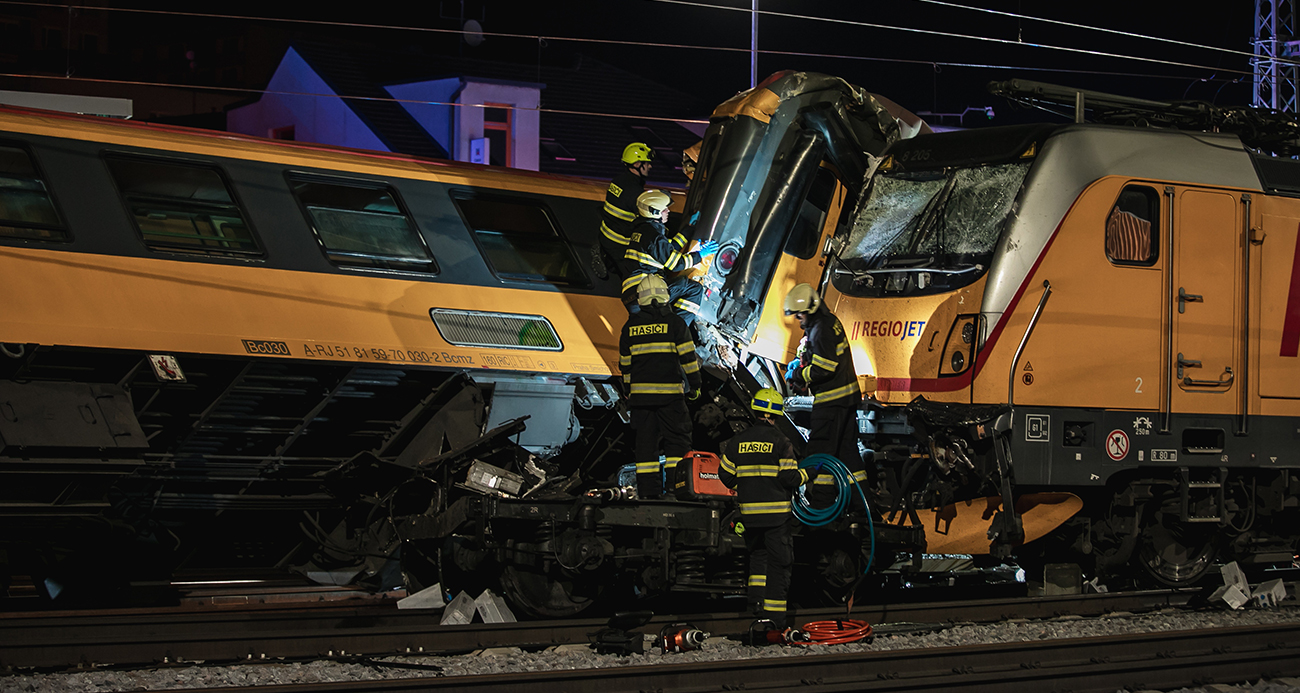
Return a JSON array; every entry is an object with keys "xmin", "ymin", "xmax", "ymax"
[{"xmin": 1255, "ymin": 0, "xmax": 1298, "ymax": 112}]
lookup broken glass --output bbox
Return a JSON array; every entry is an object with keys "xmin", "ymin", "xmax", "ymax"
[{"xmin": 838, "ymin": 162, "xmax": 1029, "ymax": 293}]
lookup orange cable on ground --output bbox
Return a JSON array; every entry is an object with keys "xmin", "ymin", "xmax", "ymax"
[{"xmin": 795, "ymin": 619, "xmax": 874, "ymax": 645}]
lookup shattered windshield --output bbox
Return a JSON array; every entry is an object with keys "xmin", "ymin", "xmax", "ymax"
[{"xmin": 835, "ymin": 162, "xmax": 1029, "ymax": 295}]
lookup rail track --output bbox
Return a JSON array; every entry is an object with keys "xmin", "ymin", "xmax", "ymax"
[
  {"xmin": 2, "ymin": 588, "xmax": 1204, "ymax": 670},
  {"xmin": 48, "ymin": 620, "xmax": 1300, "ymax": 693}
]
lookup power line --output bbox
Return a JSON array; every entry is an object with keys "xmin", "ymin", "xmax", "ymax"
[
  {"xmin": 647, "ymin": 0, "xmax": 1256, "ymax": 77},
  {"xmin": 763, "ymin": 47, "xmax": 1247, "ymax": 84},
  {"xmin": 915, "ymin": 0, "xmax": 1273, "ymax": 65},
  {"xmin": 0, "ymin": 71, "xmax": 712, "ymax": 125},
  {"xmin": 0, "ymin": 0, "xmax": 1256, "ymax": 79}
]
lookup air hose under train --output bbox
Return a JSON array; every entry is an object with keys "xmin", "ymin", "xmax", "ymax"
[
  {"xmin": 793, "ymin": 453, "xmax": 876, "ymax": 576},
  {"xmin": 787, "ymin": 453, "xmax": 877, "ymax": 645}
]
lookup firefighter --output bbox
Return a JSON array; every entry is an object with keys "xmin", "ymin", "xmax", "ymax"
[
  {"xmin": 783, "ymin": 283, "xmax": 865, "ymax": 508},
  {"xmin": 619, "ymin": 274, "xmax": 702, "ymax": 500},
  {"xmin": 621, "ymin": 189, "xmax": 718, "ymax": 325},
  {"xmin": 719, "ymin": 387, "xmax": 819, "ymax": 632},
  {"xmin": 599, "ymin": 142, "xmax": 655, "ymax": 278}
]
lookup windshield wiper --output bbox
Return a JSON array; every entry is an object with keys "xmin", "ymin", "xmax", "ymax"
[{"xmin": 835, "ymin": 263, "xmax": 983, "ymax": 277}]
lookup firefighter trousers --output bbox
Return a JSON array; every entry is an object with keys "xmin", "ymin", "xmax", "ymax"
[
  {"xmin": 744, "ymin": 519, "xmax": 794, "ymax": 628},
  {"xmin": 630, "ymin": 400, "xmax": 692, "ymax": 498}
]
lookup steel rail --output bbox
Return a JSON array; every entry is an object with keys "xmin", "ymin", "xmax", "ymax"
[
  {"xmin": 0, "ymin": 589, "xmax": 1197, "ymax": 670},
  {"xmin": 110, "ymin": 620, "xmax": 1300, "ymax": 693}
]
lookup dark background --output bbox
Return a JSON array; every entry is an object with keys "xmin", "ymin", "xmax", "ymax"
[{"xmin": 0, "ymin": 0, "xmax": 1259, "ymax": 128}]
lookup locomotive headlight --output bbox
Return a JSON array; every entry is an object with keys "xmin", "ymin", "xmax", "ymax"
[
  {"xmin": 714, "ymin": 244, "xmax": 739, "ymax": 274},
  {"xmin": 962, "ymin": 321, "xmax": 975, "ymax": 344},
  {"xmin": 951, "ymin": 351, "xmax": 965, "ymax": 372}
]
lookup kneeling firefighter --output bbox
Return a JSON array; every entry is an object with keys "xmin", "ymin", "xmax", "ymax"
[
  {"xmin": 618, "ymin": 274, "xmax": 702, "ymax": 500},
  {"xmin": 719, "ymin": 388, "xmax": 820, "ymax": 630},
  {"xmin": 620, "ymin": 189, "xmax": 717, "ymax": 325}
]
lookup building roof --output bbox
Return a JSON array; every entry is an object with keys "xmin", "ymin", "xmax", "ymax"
[
  {"xmin": 287, "ymin": 40, "xmax": 705, "ymax": 186},
  {"xmin": 291, "ymin": 41, "xmax": 450, "ymax": 160}
]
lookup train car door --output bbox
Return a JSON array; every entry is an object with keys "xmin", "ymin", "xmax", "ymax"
[{"xmin": 1170, "ymin": 188, "xmax": 1241, "ymax": 416}]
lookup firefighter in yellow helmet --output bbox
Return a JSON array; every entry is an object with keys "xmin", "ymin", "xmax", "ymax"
[
  {"xmin": 598, "ymin": 143, "xmax": 656, "ymax": 278},
  {"xmin": 620, "ymin": 189, "xmax": 717, "ymax": 325},
  {"xmin": 619, "ymin": 274, "xmax": 702, "ymax": 499},
  {"xmin": 719, "ymin": 388, "xmax": 820, "ymax": 632},
  {"xmin": 783, "ymin": 283, "xmax": 865, "ymax": 508}
]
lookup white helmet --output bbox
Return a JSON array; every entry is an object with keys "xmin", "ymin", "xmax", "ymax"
[
  {"xmin": 636, "ymin": 190, "xmax": 672, "ymax": 219},
  {"xmin": 637, "ymin": 274, "xmax": 670, "ymax": 306},
  {"xmin": 783, "ymin": 283, "xmax": 821, "ymax": 315}
]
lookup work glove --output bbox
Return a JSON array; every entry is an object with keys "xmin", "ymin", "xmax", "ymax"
[
  {"xmin": 688, "ymin": 388, "xmax": 701, "ymax": 401},
  {"xmin": 696, "ymin": 240, "xmax": 720, "ymax": 257},
  {"xmin": 785, "ymin": 358, "xmax": 802, "ymax": 382}
]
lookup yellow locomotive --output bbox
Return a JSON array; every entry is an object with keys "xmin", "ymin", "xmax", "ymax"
[{"xmin": 687, "ymin": 75, "xmax": 1300, "ymax": 587}]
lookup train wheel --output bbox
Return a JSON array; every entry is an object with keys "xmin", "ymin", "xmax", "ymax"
[
  {"xmin": 795, "ymin": 529, "xmax": 863, "ymax": 606},
  {"xmin": 1136, "ymin": 496, "xmax": 1218, "ymax": 587},
  {"xmin": 499, "ymin": 564, "xmax": 603, "ymax": 618}
]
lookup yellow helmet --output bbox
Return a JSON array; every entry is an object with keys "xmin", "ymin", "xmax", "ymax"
[
  {"xmin": 622, "ymin": 142, "xmax": 655, "ymax": 164},
  {"xmin": 636, "ymin": 274, "xmax": 670, "ymax": 306},
  {"xmin": 783, "ymin": 283, "xmax": 821, "ymax": 315},
  {"xmin": 636, "ymin": 189, "xmax": 672, "ymax": 219},
  {"xmin": 751, "ymin": 388, "xmax": 784, "ymax": 415}
]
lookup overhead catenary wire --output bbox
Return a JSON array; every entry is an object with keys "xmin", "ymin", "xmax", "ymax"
[
  {"xmin": 915, "ymin": 0, "xmax": 1279, "ymax": 65},
  {"xmin": 0, "ymin": 0, "xmax": 1257, "ymax": 86},
  {"xmin": 648, "ymin": 0, "xmax": 1255, "ymax": 77}
]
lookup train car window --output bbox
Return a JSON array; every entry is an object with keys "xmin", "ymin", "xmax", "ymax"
[
  {"xmin": 784, "ymin": 167, "xmax": 838, "ymax": 259},
  {"xmin": 0, "ymin": 144, "xmax": 68, "ymax": 241},
  {"xmin": 105, "ymin": 156, "xmax": 260, "ymax": 256},
  {"xmin": 452, "ymin": 194, "xmax": 586, "ymax": 285},
  {"xmin": 289, "ymin": 178, "xmax": 437, "ymax": 273},
  {"xmin": 1106, "ymin": 185, "xmax": 1159, "ymax": 266}
]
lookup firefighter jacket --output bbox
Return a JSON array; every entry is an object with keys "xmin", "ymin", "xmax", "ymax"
[
  {"xmin": 719, "ymin": 421, "xmax": 820, "ymax": 527},
  {"xmin": 600, "ymin": 168, "xmax": 645, "ymax": 248},
  {"xmin": 620, "ymin": 217, "xmax": 704, "ymax": 293},
  {"xmin": 619, "ymin": 303, "xmax": 701, "ymax": 406},
  {"xmin": 791, "ymin": 310, "xmax": 861, "ymax": 407}
]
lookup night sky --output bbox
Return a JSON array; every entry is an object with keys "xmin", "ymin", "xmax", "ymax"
[{"xmin": 6, "ymin": 0, "xmax": 1261, "ymax": 127}]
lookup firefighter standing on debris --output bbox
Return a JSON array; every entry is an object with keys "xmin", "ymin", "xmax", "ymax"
[
  {"xmin": 599, "ymin": 142, "xmax": 656, "ymax": 277},
  {"xmin": 621, "ymin": 189, "xmax": 717, "ymax": 324},
  {"xmin": 783, "ymin": 283, "xmax": 865, "ymax": 508},
  {"xmin": 619, "ymin": 275, "xmax": 701, "ymax": 500},
  {"xmin": 719, "ymin": 388, "xmax": 819, "ymax": 632}
]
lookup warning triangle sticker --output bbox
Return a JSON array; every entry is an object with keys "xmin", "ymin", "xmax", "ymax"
[{"xmin": 1023, "ymin": 362, "xmax": 1034, "ymax": 371}]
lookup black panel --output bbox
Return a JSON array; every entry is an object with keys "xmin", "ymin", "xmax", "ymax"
[
  {"xmin": 1251, "ymin": 153, "xmax": 1300, "ymax": 195},
  {"xmin": 883, "ymin": 124, "xmax": 1060, "ymax": 172}
]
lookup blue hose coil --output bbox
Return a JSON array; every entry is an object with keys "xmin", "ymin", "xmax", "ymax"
[{"xmin": 794, "ymin": 453, "xmax": 876, "ymax": 575}]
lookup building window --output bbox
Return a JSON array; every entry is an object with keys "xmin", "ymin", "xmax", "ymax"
[
  {"xmin": 452, "ymin": 193, "xmax": 585, "ymax": 285},
  {"xmin": 80, "ymin": 34, "xmax": 98, "ymax": 54},
  {"xmin": 483, "ymin": 103, "xmax": 511, "ymax": 167},
  {"xmin": 290, "ymin": 176, "xmax": 437, "ymax": 273},
  {"xmin": 44, "ymin": 28, "xmax": 63, "ymax": 50},
  {"xmin": 106, "ymin": 156, "xmax": 259, "ymax": 256},
  {"xmin": 0, "ymin": 144, "xmax": 67, "ymax": 241},
  {"xmin": 1106, "ymin": 185, "xmax": 1159, "ymax": 266}
]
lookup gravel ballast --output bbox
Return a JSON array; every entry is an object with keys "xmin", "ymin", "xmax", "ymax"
[{"xmin": 5, "ymin": 604, "xmax": 1300, "ymax": 692}]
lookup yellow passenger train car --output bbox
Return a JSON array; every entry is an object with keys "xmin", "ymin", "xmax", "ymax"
[{"xmin": 0, "ymin": 104, "xmax": 639, "ymax": 601}]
